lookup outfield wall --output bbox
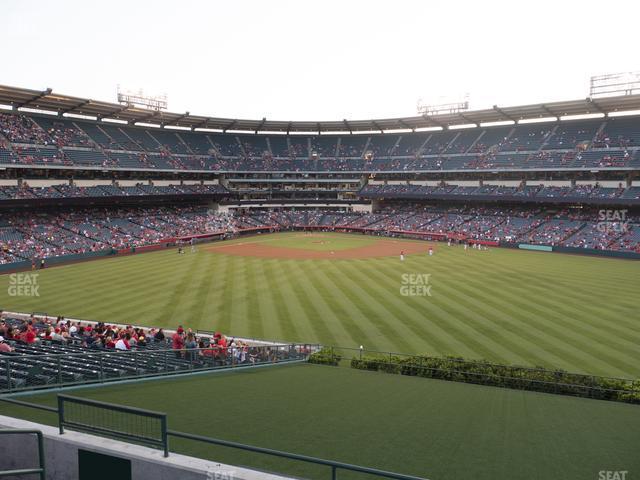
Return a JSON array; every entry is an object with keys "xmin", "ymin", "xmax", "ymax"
[{"xmin": 0, "ymin": 415, "xmax": 289, "ymax": 480}]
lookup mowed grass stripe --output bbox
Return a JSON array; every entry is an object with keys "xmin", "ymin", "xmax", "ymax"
[
  {"xmin": 329, "ymin": 258, "xmax": 459, "ymax": 355},
  {"xmin": 312, "ymin": 262, "xmax": 402, "ymax": 347},
  {"xmin": 355, "ymin": 257, "xmax": 532, "ymax": 363},
  {"xmin": 251, "ymin": 259, "xmax": 285, "ymax": 341},
  {"xmin": 320, "ymin": 259, "xmax": 432, "ymax": 352},
  {"xmin": 468, "ymin": 265, "xmax": 640, "ymax": 373},
  {"xmin": 192, "ymin": 253, "xmax": 225, "ymax": 328},
  {"xmin": 439, "ymin": 249, "xmax": 639, "ymax": 343},
  {"xmin": 214, "ymin": 254, "xmax": 235, "ymax": 333},
  {"xmin": 227, "ymin": 256, "xmax": 251, "ymax": 334},
  {"xmin": 336, "ymin": 257, "xmax": 543, "ymax": 360},
  {"xmin": 429, "ymin": 267, "xmax": 601, "ymax": 372},
  {"xmin": 263, "ymin": 260, "xmax": 317, "ymax": 343},
  {"xmin": 242, "ymin": 257, "xmax": 265, "ymax": 340},
  {"xmin": 283, "ymin": 261, "xmax": 340, "ymax": 345},
  {"xmin": 391, "ymin": 257, "xmax": 571, "ymax": 368},
  {"xmin": 473, "ymin": 268, "xmax": 640, "ymax": 343},
  {"xmin": 411, "ymin": 257, "xmax": 599, "ymax": 372},
  {"xmin": 434, "ymin": 253, "xmax": 639, "ymax": 375},
  {"xmin": 263, "ymin": 260, "xmax": 301, "ymax": 341},
  {"xmin": 417, "ymin": 254, "xmax": 632, "ymax": 363},
  {"xmin": 328, "ymin": 260, "xmax": 453, "ymax": 354},
  {"xmin": 358, "ymin": 253, "xmax": 636, "ymax": 374}
]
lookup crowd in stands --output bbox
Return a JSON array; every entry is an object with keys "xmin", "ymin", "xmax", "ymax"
[
  {"xmin": 0, "ymin": 206, "xmax": 243, "ymax": 264},
  {"xmin": 359, "ymin": 183, "xmax": 640, "ymax": 201},
  {"xmin": 1, "ymin": 112, "xmax": 639, "ymax": 172},
  {"xmin": 0, "ymin": 203, "xmax": 638, "ymax": 264},
  {"xmin": 0, "ymin": 313, "xmax": 261, "ymax": 367},
  {"xmin": 0, "ymin": 201, "xmax": 638, "ymax": 264},
  {"xmin": 0, "ymin": 182, "xmax": 228, "ymax": 201}
]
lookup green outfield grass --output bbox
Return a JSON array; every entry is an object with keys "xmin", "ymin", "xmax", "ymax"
[
  {"xmin": 2, "ymin": 364, "xmax": 638, "ymax": 480},
  {"xmin": 0, "ymin": 232, "xmax": 638, "ymax": 377}
]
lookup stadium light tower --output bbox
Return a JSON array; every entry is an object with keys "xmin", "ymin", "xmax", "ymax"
[
  {"xmin": 117, "ymin": 85, "xmax": 168, "ymax": 111},
  {"xmin": 589, "ymin": 71, "xmax": 640, "ymax": 98},
  {"xmin": 417, "ymin": 93, "xmax": 470, "ymax": 116}
]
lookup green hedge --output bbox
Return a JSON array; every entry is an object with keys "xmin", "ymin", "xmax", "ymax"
[
  {"xmin": 350, "ymin": 354, "xmax": 640, "ymax": 404},
  {"xmin": 308, "ymin": 348, "xmax": 342, "ymax": 366}
]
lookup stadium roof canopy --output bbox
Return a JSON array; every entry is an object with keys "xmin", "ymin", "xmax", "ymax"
[{"xmin": 2, "ymin": 84, "xmax": 640, "ymax": 134}]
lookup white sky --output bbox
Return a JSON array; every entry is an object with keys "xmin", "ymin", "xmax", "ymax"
[{"xmin": 2, "ymin": 0, "xmax": 638, "ymax": 121}]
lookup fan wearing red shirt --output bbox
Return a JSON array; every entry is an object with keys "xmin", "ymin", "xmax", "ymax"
[
  {"xmin": 25, "ymin": 328, "xmax": 37, "ymax": 344},
  {"xmin": 172, "ymin": 331, "xmax": 185, "ymax": 358}
]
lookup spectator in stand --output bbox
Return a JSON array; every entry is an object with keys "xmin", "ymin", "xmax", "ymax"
[
  {"xmin": 172, "ymin": 327, "xmax": 185, "ymax": 358},
  {"xmin": 0, "ymin": 336, "xmax": 13, "ymax": 353},
  {"xmin": 24, "ymin": 325, "xmax": 37, "ymax": 344},
  {"xmin": 115, "ymin": 333, "xmax": 131, "ymax": 351},
  {"xmin": 105, "ymin": 336, "xmax": 116, "ymax": 349},
  {"xmin": 185, "ymin": 332, "xmax": 198, "ymax": 361},
  {"xmin": 154, "ymin": 328, "xmax": 166, "ymax": 343}
]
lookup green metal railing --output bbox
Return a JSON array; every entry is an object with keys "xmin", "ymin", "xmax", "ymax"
[
  {"xmin": 0, "ymin": 429, "xmax": 46, "ymax": 479},
  {"xmin": 0, "ymin": 394, "xmax": 427, "ymax": 480},
  {"xmin": 58, "ymin": 394, "xmax": 169, "ymax": 457},
  {"xmin": 168, "ymin": 429, "xmax": 427, "ymax": 480}
]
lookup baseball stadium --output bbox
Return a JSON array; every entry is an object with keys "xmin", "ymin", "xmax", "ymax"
[{"xmin": 1, "ymin": 2, "xmax": 639, "ymax": 480}]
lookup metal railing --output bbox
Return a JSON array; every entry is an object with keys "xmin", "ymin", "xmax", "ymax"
[
  {"xmin": 168, "ymin": 429, "xmax": 426, "ymax": 480},
  {"xmin": 58, "ymin": 394, "xmax": 169, "ymax": 457},
  {"xmin": 0, "ymin": 343, "xmax": 317, "ymax": 394},
  {"xmin": 0, "ymin": 395, "xmax": 427, "ymax": 480},
  {"xmin": 0, "ymin": 429, "xmax": 46, "ymax": 479}
]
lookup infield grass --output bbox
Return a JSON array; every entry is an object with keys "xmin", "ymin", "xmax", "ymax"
[{"xmin": 0, "ymin": 232, "xmax": 638, "ymax": 377}]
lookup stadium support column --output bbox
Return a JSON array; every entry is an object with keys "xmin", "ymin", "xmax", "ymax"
[{"xmin": 218, "ymin": 174, "xmax": 228, "ymax": 188}]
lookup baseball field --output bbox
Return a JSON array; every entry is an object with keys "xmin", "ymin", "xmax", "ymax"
[{"xmin": 0, "ymin": 232, "xmax": 638, "ymax": 377}]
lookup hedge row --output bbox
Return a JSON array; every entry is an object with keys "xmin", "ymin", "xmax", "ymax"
[
  {"xmin": 348, "ymin": 354, "xmax": 640, "ymax": 404},
  {"xmin": 308, "ymin": 347, "xmax": 342, "ymax": 366}
]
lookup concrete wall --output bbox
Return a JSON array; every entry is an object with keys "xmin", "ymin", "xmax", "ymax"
[
  {"xmin": 483, "ymin": 180, "xmax": 521, "ymax": 187},
  {"xmin": 22, "ymin": 180, "xmax": 68, "ymax": 187},
  {"xmin": 526, "ymin": 180, "xmax": 571, "ymax": 187},
  {"xmin": 73, "ymin": 180, "xmax": 113, "ymax": 186},
  {"xmin": 0, "ymin": 416, "xmax": 289, "ymax": 480}
]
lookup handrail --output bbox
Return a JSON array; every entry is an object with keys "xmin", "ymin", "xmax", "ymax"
[
  {"xmin": 0, "ymin": 397, "xmax": 58, "ymax": 413},
  {"xmin": 0, "ymin": 395, "xmax": 426, "ymax": 479},
  {"xmin": 0, "ymin": 429, "xmax": 46, "ymax": 480},
  {"xmin": 58, "ymin": 394, "xmax": 169, "ymax": 457},
  {"xmin": 168, "ymin": 429, "xmax": 427, "ymax": 480}
]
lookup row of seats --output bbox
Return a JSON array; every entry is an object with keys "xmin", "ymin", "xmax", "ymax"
[
  {"xmin": 0, "ymin": 183, "xmax": 228, "ymax": 200},
  {"xmin": 360, "ymin": 184, "xmax": 640, "ymax": 200},
  {"xmin": 2, "ymin": 112, "xmax": 640, "ymax": 171}
]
